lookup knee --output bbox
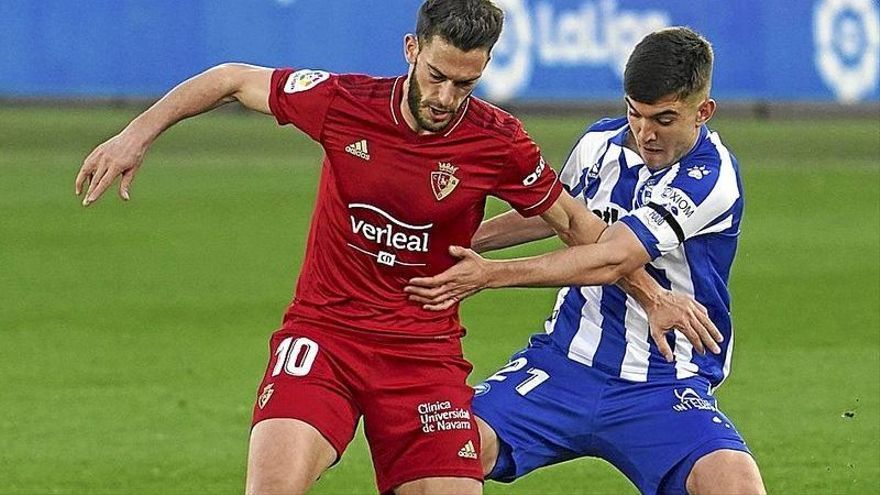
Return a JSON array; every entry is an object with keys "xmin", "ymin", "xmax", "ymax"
[
  {"xmin": 476, "ymin": 417, "xmax": 498, "ymax": 476},
  {"xmin": 686, "ymin": 450, "xmax": 765, "ymax": 495}
]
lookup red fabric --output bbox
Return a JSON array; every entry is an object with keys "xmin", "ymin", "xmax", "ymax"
[
  {"xmin": 252, "ymin": 323, "xmax": 483, "ymax": 493},
  {"xmin": 268, "ymin": 68, "xmax": 562, "ymax": 337}
]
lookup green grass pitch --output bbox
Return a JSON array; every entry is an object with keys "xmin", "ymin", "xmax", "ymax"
[{"xmin": 0, "ymin": 106, "xmax": 877, "ymax": 494}]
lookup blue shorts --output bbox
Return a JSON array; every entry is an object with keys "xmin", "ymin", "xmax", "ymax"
[{"xmin": 472, "ymin": 335, "xmax": 751, "ymax": 495}]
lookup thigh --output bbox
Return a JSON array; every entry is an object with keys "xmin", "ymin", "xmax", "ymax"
[
  {"xmin": 471, "ymin": 338, "xmax": 606, "ymax": 483},
  {"xmin": 251, "ymin": 326, "xmax": 361, "ymax": 458},
  {"xmin": 359, "ymin": 337, "xmax": 483, "ymax": 495},
  {"xmin": 246, "ymin": 418, "xmax": 337, "ymax": 495},
  {"xmin": 595, "ymin": 377, "xmax": 751, "ymax": 495}
]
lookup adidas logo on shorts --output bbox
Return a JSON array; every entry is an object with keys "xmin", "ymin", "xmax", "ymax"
[{"xmin": 457, "ymin": 440, "xmax": 478, "ymax": 459}]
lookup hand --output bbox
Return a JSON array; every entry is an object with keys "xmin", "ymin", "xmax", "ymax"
[
  {"xmin": 645, "ymin": 290, "xmax": 723, "ymax": 362},
  {"xmin": 405, "ymin": 246, "xmax": 492, "ymax": 311},
  {"xmin": 75, "ymin": 131, "xmax": 147, "ymax": 206}
]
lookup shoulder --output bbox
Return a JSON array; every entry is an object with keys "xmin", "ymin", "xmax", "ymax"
[
  {"xmin": 586, "ymin": 116, "xmax": 629, "ymax": 133},
  {"xmin": 461, "ymin": 97, "xmax": 526, "ymax": 141},
  {"xmin": 277, "ymin": 69, "xmax": 396, "ymax": 102},
  {"xmin": 571, "ymin": 116, "xmax": 628, "ymax": 157},
  {"xmin": 670, "ymin": 129, "xmax": 741, "ymax": 205},
  {"xmin": 333, "ymin": 73, "xmax": 398, "ymax": 103}
]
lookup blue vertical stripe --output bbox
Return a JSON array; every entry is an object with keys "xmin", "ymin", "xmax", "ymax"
[{"xmin": 609, "ymin": 149, "xmax": 641, "ymax": 209}]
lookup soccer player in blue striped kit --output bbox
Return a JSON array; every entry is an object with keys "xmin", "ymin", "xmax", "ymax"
[{"xmin": 406, "ymin": 27, "xmax": 766, "ymax": 494}]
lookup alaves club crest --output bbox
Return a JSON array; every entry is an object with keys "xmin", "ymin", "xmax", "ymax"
[{"xmin": 431, "ymin": 162, "xmax": 460, "ymax": 201}]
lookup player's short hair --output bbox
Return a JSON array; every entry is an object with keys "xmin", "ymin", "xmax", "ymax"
[
  {"xmin": 624, "ymin": 26, "xmax": 714, "ymax": 103},
  {"xmin": 416, "ymin": 0, "xmax": 504, "ymax": 52}
]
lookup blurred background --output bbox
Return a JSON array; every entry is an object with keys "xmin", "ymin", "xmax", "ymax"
[{"xmin": 1, "ymin": 1, "xmax": 878, "ymax": 494}]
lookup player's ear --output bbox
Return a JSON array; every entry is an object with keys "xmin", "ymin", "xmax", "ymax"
[
  {"xmin": 404, "ymin": 34, "xmax": 419, "ymax": 65},
  {"xmin": 697, "ymin": 98, "xmax": 716, "ymax": 125}
]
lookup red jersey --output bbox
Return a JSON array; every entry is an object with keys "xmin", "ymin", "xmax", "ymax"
[{"xmin": 268, "ymin": 68, "xmax": 563, "ymax": 337}]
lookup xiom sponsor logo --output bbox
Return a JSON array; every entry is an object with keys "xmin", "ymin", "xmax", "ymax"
[
  {"xmin": 458, "ymin": 440, "xmax": 478, "ymax": 459},
  {"xmin": 347, "ymin": 203, "xmax": 432, "ymax": 267},
  {"xmin": 672, "ymin": 387, "xmax": 716, "ymax": 412},
  {"xmin": 659, "ymin": 187, "xmax": 696, "ymax": 219},
  {"xmin": 345, "ymin": 139, "xmax": 371, "ymax": 161}
]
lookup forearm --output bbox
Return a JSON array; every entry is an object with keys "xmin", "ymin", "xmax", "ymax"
[
  {"xmin": 539, "ymin": 192, "xmax": 607, "ymax": 247},
  {"xmin": 472, "ymin": 210, "xmax": 555, "ymax": 253},
  {"xmin": 487, "ymin": 242, "xmax": 633, "ymax": 288},
  {"xmin": 616, "ymin": 268, "xmax": 667, "ymax": 312},
  {"xmin": 122, "ymin": 64, "xmax": 259, "ymax": 146}
]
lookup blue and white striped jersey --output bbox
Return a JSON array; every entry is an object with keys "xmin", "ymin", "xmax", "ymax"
[{"xmin": 547, "ymin": 117, "xmax": 743, "ymax": 388}]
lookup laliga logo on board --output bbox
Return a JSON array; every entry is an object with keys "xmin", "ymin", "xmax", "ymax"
[
  {"xmin": 814, "ymin": 0, "xmax": 880, "ymax": 102},
  {"xmin": 481, "ymin": 0, "xmax": 670, "ymax": 102}
]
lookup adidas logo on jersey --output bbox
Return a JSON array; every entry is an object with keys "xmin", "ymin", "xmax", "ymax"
[
  {"xmin": 457, "ymin": 440, "xmax": 478, "ymax": 459},
  {"xmin": 345, "ymin": 139, "xmax": 371, "ymax": 161}
]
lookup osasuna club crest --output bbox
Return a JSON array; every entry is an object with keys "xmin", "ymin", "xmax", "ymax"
[
  {"xmin": 257, "ymin": 383, "xmax": 274, "ymax": 409},
  {"xmin": 431, "ymin": 162, "xmax": 460, "ymax": 201}
]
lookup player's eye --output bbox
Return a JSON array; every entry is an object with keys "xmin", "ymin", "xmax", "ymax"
[
  {"xmin": 657, "ymin": 118, "xmax": 675, "ymax": 126},
  {"xmin": 430, "ymin": 73, "xmax": 445, "ymax": 82}
]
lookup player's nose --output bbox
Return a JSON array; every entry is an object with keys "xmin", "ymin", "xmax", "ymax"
[
  {"xmin": 437, "ymin": 82, "xmax": 456, "ymax": 109},
  {"xmin": 638, "ymin": 122, "xmax": 657, "ymax": 143}
]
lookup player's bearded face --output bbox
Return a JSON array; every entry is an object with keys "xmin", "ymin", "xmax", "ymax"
[
  {"xmin": 405, "ymin": 36, "xmax": 488, "ymax": 133},
  {"xmin": 625, "ymin": 93, "xmax": 716, "ymax": 169}
]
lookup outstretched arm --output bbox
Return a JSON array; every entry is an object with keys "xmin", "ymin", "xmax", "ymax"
[
  {"xmin": 408, "ymin": 219, "xmax": 721, "ymax": 361},
  {"xmin": 470, "ymin": 210, "xmax": 554, "ymax": 253},
  {"xmin": 75, "ymin": 63, "xmax": 273, "ymax": 206}
]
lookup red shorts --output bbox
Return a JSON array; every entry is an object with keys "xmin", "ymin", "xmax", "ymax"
[{"xmin": 251, "ymin": 322, "xmax": 483, "ymax": 494}]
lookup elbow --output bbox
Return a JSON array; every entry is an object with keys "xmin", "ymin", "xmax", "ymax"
[
  {"xmin": 601, "ymin": 265, "xmax": 628, "ymax": 286},
  {"xmin": 593, "ymin": 250, "xmax": 636, "ymax": 286},
  {"xmin": 210, "ymin": 63, "xmax": 254, "ymax": 102},
  {"xmin": 554, "ymin": 225, "xmax": 581, "ymax": 247}
]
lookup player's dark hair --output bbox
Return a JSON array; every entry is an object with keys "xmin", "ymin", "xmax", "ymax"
[
  {"xmin": 624, "ymin": 27, "xmax": 714, "ymax": 103},
  {"xmin": 416, "ymin": 0, "xmax": 504, "ymax": 52}
]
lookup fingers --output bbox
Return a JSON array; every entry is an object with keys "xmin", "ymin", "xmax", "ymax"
[
  {"xmin": 404, "ymin": 280, "xmax": 450, "ymax": 299},
  {"xmin": 423, "ymin": 296, "xmax": 459, "ymax": 311},
  {"xmin": 76, "ymin": 148, "xmax": 100, "ymax": 196},
  {"xmin": 652, "ymin": 328, "xmax": 675, "ymax": 363},
  {"xmin": 405, "ymin": 283, "xmax": 470, "ymax": 306},
  {"xmin": 83, "ymin": 167, "xmax": 116, "ymax": 206},
  {"xmin": 676, "ymin": 321, "xmax": 706, "ymax": 355},
  {"xmin": 683, "ymin": 301, "xmax": 721, "ymax": 354},
  {"xmin": 694, "ymin": 303, "xmax": 723, "ymax": 343},
  {"xmin": 449, "ymin": 245, "xmax": 468, "ymax": 258},
  {"xmin": 82, "ymin": 166, "xmax": 109, "ymax": 206},
  {"xmin": 119, "ymin": 168, "xmax": 134, "ymax": 201},
  {"xmin": 75, "ymin": 167, "xmax": 91, "ymax": 197},
  {"xmin": 692, "ymin": 316, "xmax": 722, "ymax": 354},
  {"xmin": 422, "ymin": 288, "xmax": 479, "ymax": 311}
]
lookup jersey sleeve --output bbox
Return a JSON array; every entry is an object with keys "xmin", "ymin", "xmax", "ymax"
[
  {"xmin": 268, "ymin": 68, "xmax": 338, "ymax": 142},
  {"xmin": 493, "ymin": 125, "xmax": 563, "ymax": 217},
  {"xmin": 619, "ymin": 159, "xmax": 741, "ymax": 260}
]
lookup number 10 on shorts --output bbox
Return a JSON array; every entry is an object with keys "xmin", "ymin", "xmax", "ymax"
[{"xmin": 272, "ymin": 336, "xmax": 319, "ymax": 377}]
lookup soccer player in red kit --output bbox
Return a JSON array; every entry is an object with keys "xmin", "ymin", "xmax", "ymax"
[{"xmin": 75, "ymin": 1, "xmax": 716, "ymax": 493}]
